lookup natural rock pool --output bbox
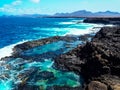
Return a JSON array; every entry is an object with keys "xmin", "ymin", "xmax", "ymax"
[{"xmin": 0, "ymin": 36, "xmax": 85, "ymax": 90}]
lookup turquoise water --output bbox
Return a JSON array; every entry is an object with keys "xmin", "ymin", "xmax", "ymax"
[
  {"xmin": 0, "ymin": 38, "xmax": 83, "ymax": 90},
  {"xmin": 21, "ymin": 40, "xmax": 81, "ymax": 57},
  {"xmin": 0, "ymin": 58, "xmax": 82, "ymax": 90},
  {"xmin": 21, "ymin": 41, "xmax": 66, "ymax": 56},
  {"xmin": 0, "ymin": 17, "xmax": 99, "ymax": 90}
]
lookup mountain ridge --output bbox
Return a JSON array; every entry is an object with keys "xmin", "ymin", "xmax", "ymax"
[
  {"xmin": 54, "ymin": 10, "xmax": 120, "ymax": 17},
  {"xmin": 1, "ymin": 10, "xmax": 120, "ymax": 17}
]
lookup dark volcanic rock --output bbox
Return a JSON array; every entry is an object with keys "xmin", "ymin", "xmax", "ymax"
[
  {"xmin": 35, "ymin": 71, "xmax": 54, "ymax": 80},
  {"xmin": 16, "ymin": 85, "xmax": 39, "ymax": 90},
  {"xmin": 12, "ymin": 36, "xmax": 62, "ymax": 56},
  {"xmin": 47, "ymin": 86, "xmax": 83, "ymax": 90},
  {"xmin": 2, "ymin": 24, "xmax": 120, "ymax": 90},
  {"xmin": 87, "ymin": 81, "xmax": 107, "ymax": 90},
  {"xmin": 12, "ymin": 35, "xmax": 92, "ymax": 59},
  {"xmin": 94, "ymin": 75, "xmax": 120, "ymax": 90},
  {"xmin": 55, "ymin": 26, "xmax": 120, "ymax": 90},
  {"xmin": 81, "ymin": 27, "xmax": 120, "ymax": 79},
  {"xmin": 83, "ymin": 18, "xmax": 120, "ymax": 25},
  {"xmin": 55, "ymin": 45, "xmax": 84, "ymax": 72}
]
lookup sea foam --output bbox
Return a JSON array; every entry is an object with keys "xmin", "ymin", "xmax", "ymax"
[{"xmin": 0, "ymin": 40, "xmax": 27, "ymax": 59}]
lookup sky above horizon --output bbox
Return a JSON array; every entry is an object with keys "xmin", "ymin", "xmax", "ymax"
[{"xmin": 0, "ymin": 0, "xmax": 120, "ymax": 15}]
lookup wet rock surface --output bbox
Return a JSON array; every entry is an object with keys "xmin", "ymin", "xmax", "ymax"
[
  {"xmin": 55, "ymin": 26, "xmax": 120, "ymax": 90},
  {"xmin": 1, "ymin": 24, "xmax": 120, "ymax": 90},
  {"xmin": 1, "ymin": 35, "xmax": 93, "ymax": 90},
  {"xmin": 87, "ymin": 81, "xmax": 107, "ymax": 90},
  {"xmin": 81, "ymin": 26, "xmax": 120, "ymax": 79},
  {"xmin": 83, "ymin": 18, "xmax": 120, "ymax": 25},
  {"xmin": 46, "ymin": 86, "xmax": 83, "ymax": 90},
  {"xmin": 13, "ymin": 36, "xmax": 81, "ymax": 57}
]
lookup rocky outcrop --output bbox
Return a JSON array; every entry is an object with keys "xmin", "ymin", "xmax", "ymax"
[
  {"xmin": 81, "ymin": 26, "xmax": 120, "ymax": 79},
  {"xmin": 55, "ymin": 26, "xmax": 120, "ymax": 90},
  {"xmin": 46, "ymin": 86, "xmax": 83, "ymax": 90},
  {"xmin": 0, "ymin": 34, "xmax": 93, "ymax": 90},
  {"xmin": 13, "ymin": 36, "xmax": 76, "ymax": 55},
  {"xmin": 1, "ymin": 23, "xmax": 120, "ymax": 90},
  {"xmin": 87, "ymin": 81, "xmax": 107, "ymax": 90},
  {"xmin": 83, "ymin": 18, "xmax": 120, "ymax": 25}
]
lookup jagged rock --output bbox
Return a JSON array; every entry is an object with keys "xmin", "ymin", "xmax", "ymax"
[
  {"xmin": 95, "ymin": 75, "xmax": 120, "ymax": 90},
  {"xmin": 35, "ymin": 71, "xmax": 54, "ymax": 80},
  {"xmin": 112, "ymin": 84, "xmax": 120, "ymax": 90},
  {"xmin": 83, "ymin": 18, "xmax": 120, "ymax": 25},
  {"xmin": 16, "ymin": 85, "xmax": 39, "ymax": 90},
  {"xmin": 47, "ymin": 86, "xmax": 83, "ymax": 90},
  {"xmin": 12, "ymin": 35, "xmax": 92, "ymax": 57},
  {"xmin": 2, "ymin": 22, "xmax": 120, "ymax": 90},
  {"xmin": 55, "ymin": 26, "xmax": 120, "ymax": 90},
  {"xmin": 81, "ymin": 26, "xmax": 120, "ymax": 80},
  {"xmin": 87, "ymin": 81, "xmax": 107, "ymax": 90}
]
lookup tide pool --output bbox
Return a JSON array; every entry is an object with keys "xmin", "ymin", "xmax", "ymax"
[
  {"xmin": 0, "ymin": 58, "xmax": 82, "ymax": 90},
  {"xmin": 0, "ymin": 17, "xmax": 100, "ymax": 90}
]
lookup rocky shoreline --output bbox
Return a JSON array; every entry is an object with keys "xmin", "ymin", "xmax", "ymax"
[
  {"xmin": 55, "ymin": 26, "xmax": 120, "ymax": 90},
  {"xmin": 0, "ymin": 34, "xmax": 93, "ymax": 90},
  {"xmin": 0, "ymin": 18, "xmax": 120, "ymax": 90},
  {"xmin": 83, "ymin": 18, "xmax": 120, "ymax": 25}
]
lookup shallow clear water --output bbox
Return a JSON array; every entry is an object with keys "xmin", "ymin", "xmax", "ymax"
[
  {"xmin": 0, "ymin": 37, "xmax": 84, "ymax": 90},
  {"xmin": 0, "ymin": 17, "xmax": 100, "ymax": 90},
  {"xmin": 0, "ymin": 57, "xmax": 82, "ymax": 90},
  {"xmin": 21, "ymin": 41, "xmax": 66, "ymax": 56},
  {"xmin": 21, "ymin": 40, "xmax": 81, "ymax": 57}
]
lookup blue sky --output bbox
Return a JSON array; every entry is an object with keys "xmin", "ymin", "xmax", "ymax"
[{"xmin": 0, "ymin": 0, "xmax": 120, "ymax": 15}]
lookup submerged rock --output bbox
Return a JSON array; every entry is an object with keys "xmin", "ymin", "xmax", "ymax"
[
  {"xmin": 1, "ymin": 35, "xmax": 91, "ymax": 90},
  {"xmin": 47, "ymin": 86, "xmax": 83, "ymax": 90},
  {"xmin": 12, "ymin": 35, "xmax": 92, "ymax": 57},
  {"xmin": 2, "ymin": 25, "xmax": 120, "ymax": 90},
  {"xmin": 35, "ymin": 71, "xmax": 54, "ymax": 80}
]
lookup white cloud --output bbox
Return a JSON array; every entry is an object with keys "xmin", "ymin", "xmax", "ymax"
[
  {"xmin": 0, "ymin": 0, "xmax": 41, "ymax": 15},
  {"xmin": 30, "ymin": 0, "xmax": 40, "ymax": 3},
  {"xmin": 17, "ymin": 8, "xmax": 41, "ymax": 14},
  {"xmin": 0, "ymin": 0, "xmax": 22, "ymax": 13},
  {"xmin": 12, "ymin": 0, "xmax": 22, "ymax": 6}
]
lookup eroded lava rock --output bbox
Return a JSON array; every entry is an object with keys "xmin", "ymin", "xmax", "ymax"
[
  {"xmin": 55, "ymin": 26, "xmax": 120, "ymax": 90},
  {"xmin": 83, "ymin": 18, "xmax": 120, "ymax": 25}
]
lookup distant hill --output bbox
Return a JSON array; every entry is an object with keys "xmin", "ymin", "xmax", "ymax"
[
  {"xmin": 54, "ymin": 10, "xmax": 120, "ymax": 17},
  {"xmin": 1, "ymin": 10, "xmax": 120, "ymax": 18}
]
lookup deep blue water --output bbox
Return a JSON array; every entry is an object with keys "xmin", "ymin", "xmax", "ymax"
[
  {"xmin": 0, "ymin": 17, "xmax": 95, "ymax": 48},
  {"xmin": 0, "ymin": 17, "xmax": 100, "ymax": 90}
]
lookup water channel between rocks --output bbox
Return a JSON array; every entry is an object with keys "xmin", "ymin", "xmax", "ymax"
[{"xmin": 0, "ymin": 37, "xmax": 86, "ymax": 90}]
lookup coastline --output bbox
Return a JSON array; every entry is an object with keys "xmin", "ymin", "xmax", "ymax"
[{"xmin": 0, "ymin": 17, "xmax": 120, "ymax": 90}]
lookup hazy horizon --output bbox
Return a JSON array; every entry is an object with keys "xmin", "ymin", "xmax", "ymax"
[{"xmin": 0, "ymin": 0, "xmax": 120, "ymax": 15}]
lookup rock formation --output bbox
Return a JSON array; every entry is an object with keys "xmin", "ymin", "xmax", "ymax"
[
  {"xmin": 1, "ymin": 20, "xmax": 120, "ymax": 90},
  {"xmin": 55, "ymin": 26, "xmax": 120, "ymax": 90},
  {"xmin": 83, "ymin": 18, "xmax": 120, "ymax": 25}
]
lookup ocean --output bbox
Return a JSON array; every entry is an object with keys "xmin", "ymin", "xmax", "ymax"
[
  {"xmin": 0, "ymin": 17, "xmax": 102, "ymax": 90},
  {"xmin": 0, "ymin": 17, "xmax": 102, "ymax": 59},
  {"xmin": 0, "ymin": 17, "xmax": 100, "ymax": 48}
]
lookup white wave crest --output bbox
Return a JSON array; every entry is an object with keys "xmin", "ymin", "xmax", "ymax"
[
  {"xmin": 59, "ymin": 22, "xmax": 75, "ymax": 25},
  {"xmin": 0, "ymin": 40, "xmax": 27, "ymax": 59}
]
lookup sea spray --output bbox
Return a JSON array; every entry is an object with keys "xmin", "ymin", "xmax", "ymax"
[{"xmin": 0, "ymin": 40, "xmax": 27, "ymax": 59}]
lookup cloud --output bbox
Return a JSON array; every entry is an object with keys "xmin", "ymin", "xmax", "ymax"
[
  {"xmin": 0, "ymin": 0, "xmax": 41, "ymax": 15},
  {"xmin": 18, "ymin": 8, "xmax": 41, "ymax": 14},
  {"xmin": 0, "ymin": 0, "xmax": 22, "ymax": 13},
  {"xmin": 12, "ymin": 0, "xmax": 22, "ymax": 6},
  {"xmin": 30, "ymin": 0, "xmax": 40, "ymax": 3}
]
